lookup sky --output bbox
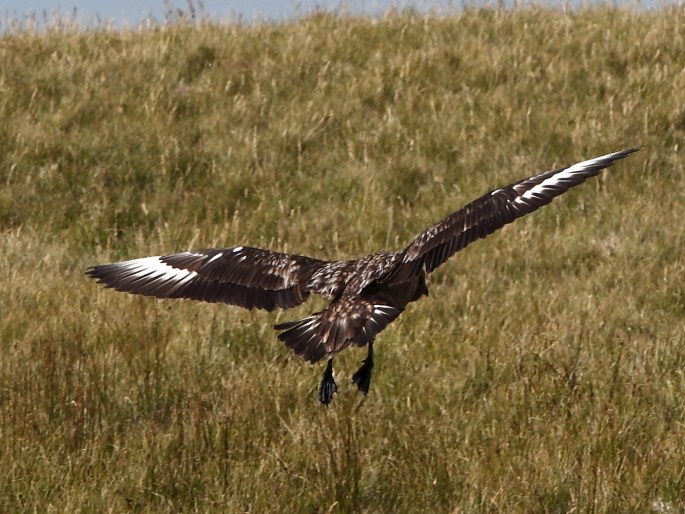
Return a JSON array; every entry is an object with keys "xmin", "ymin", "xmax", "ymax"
[
  {"xmin": 0, "ymin": 0, "xmax": 668, "ymax": 29},
  {"xmin": 0, "ymin": 1, "xmax": 457, "ymax": 28}
]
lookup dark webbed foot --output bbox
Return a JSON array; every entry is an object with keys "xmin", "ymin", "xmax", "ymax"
[
  {"xmin": 319, "ymin": 359, "xmax": 337, "ymax": 405},
  {"xmin": 352, "ymin": 342, "xmax": 374, "ymax": 395}
]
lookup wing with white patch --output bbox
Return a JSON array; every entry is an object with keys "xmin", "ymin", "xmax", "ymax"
[
  {"xmin": 385, "ymin": 147, "xmax": 641, "ymax": 283},
  {"xmin": 274, "ymin": 298, "xmax": 403, "ymax": 363},
  {"xmin": 86, "ymin": 246, "xmax": 329, "ymax": 311}
]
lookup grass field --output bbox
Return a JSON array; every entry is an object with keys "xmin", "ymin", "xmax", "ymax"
[{"xmin": 1, "ymin": 4, "xmax": 684, "ymax": 512}]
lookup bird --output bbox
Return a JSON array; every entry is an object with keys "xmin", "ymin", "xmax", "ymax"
[{"xmin": 87, "ymin": 146, "xmax": 641, "ymax": 405}]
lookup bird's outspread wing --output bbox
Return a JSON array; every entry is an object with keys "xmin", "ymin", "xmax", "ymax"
[
  {"xmin": 385, "ymin": 147, "xmax": 641, "ymax": 283},
  {"xmin": 86, "ymin": 246, "xmax": 329, "ymax": 311}
]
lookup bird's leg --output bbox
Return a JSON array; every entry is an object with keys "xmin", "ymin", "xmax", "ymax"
[
  {"xmin": 319, "ymin": 358, "xmax": 337, "ymax": 405},
  {"xmin": 352, "ymin": 342, "xmax": 375, "ymax": 395}
]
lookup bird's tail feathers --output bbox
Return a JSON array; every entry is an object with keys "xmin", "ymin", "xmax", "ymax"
[{"xmin": 274, "ymin": 301, "xmax": 402, "ymax": 363}]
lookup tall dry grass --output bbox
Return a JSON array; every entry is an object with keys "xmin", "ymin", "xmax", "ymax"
[{"xmin": 1, "ymin": 5, "xmax": 684, "ymax": 512}]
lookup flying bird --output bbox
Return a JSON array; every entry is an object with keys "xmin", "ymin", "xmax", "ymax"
[{"xmin": 87, "ymin": 146, "xmax": 640, "ymax": 404}]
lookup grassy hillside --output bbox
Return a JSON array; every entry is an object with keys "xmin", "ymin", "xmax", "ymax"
[{"xmin": 1, "ymin": 6, "xmax": 684, "ymax": 512}]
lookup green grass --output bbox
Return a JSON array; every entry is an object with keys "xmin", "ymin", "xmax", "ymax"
[{"xmin": 1, "ymin": 5, "xmax": 685, "ymax": 512}]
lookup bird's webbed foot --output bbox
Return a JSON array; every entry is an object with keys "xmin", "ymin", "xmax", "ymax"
[
  {"xmin": 319, "ymin": 359, "xmax": 338, "ymax": 405},
  {"xmin": 352, "ymin": 342, "xmax": 375, "ymax": 395}
]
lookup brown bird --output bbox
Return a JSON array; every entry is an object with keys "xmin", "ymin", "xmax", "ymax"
[{"xmin": 87, "ymin": 146, "xmax": 640, "ymax": 404}]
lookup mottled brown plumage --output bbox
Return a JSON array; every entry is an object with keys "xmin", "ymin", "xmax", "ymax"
[{"xmin": 87, "ymin": 147, "xmax": 640, "ymax": 404}]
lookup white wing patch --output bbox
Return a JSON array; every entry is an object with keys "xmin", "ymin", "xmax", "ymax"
[
  {"xmin": 109, "ymin": 256, "xmax": 198, "ymax": 291},
  {"xmin": 513, "ymin": 149, "xmax": 626, "ymax": 205}
]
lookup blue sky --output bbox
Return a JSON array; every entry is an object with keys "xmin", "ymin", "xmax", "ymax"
[
  {"xmin": 0, "ymin": 1, "xmax": 456, "ymax": 27},
  {"xmin": 0, "ymin": 0, "xmax": 666, "ymax": 29}
]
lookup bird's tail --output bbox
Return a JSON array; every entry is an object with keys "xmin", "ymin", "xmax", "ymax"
[{"xmin": 274, "ymin": 300, "xmax": 402, "ymax": 363}]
